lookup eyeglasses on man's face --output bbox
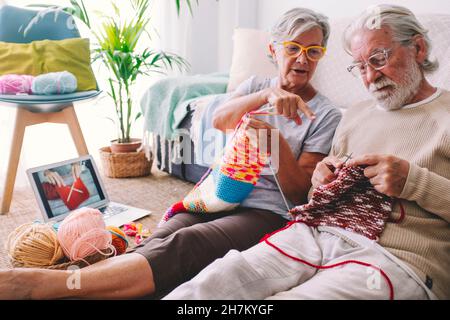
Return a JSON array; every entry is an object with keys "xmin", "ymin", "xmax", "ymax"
[
  {"xmin": 274, "ymin": 41, "xmax": 327, "ymax": 61},
  {"xmin": 347, "ymin": 48, "xmax": 393, "ymax": 78}
]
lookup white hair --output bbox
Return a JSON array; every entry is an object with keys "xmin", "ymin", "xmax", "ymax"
[
  {"xmin": 343, "ymin": 4, "xmax": 439, "ymax": 73},
  {"xmin": 369, "ymin": 54, "xmax": 423, "ymax": 110},
  {"xmin": 270, "ymin": 8, "xmax": 330, "ymax": 47}
]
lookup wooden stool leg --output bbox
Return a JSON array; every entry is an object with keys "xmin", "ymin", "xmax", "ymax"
[
  {"xmin": 1, "ymin": 108, "xmax": 27, "ymax": 214},
  {"xmin": 62, "ymin": 106, "xmax": 89, "ymax": 156},
  {"xmin": 1, "ymin": 105, "xmax": 89, "ymax": 214}
]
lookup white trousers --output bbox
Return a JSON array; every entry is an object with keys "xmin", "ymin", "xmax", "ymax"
[{"xmin": 164, "ymin": 222, "xmax": 429, "ymax": 300}]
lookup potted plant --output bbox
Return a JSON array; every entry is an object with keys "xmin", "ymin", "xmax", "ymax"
[
  {"xmin": 29, "ymin": 0, "xmax": 192, "ymax": 177},
  {"xmin": 92, "ymin": 0, "xmax": 190, "ymax": 154}
]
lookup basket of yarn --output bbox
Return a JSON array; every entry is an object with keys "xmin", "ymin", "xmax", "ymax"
[{"xmin": 6, "ymin": 208, "xmax": 116, "ymax": 270}]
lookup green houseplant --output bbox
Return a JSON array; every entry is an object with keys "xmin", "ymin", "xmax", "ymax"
[
  {"xmin": 28, "ymin": 0, "xmax": 196, "ymax": 177},
  {"xmin": 93, "ymin": 0, "xmax": 190, "ymax": 152},
  {"xmin": 30, "ymin": 0, "xmax": 193, "ymax": 152}
]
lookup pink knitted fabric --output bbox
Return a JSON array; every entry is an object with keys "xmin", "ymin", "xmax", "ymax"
[
  {"xmin": 0, "ymin": 74, "xmax": 34, "ymax": 94},
  {"xmin": 289, "ymin": 166, "xmax": 393, "ymax": 240}
]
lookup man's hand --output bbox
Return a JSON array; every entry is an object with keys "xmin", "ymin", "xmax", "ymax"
[
  {"xmin": 311, "ymin": 156, "xmax": 344, "ymax": 188},
  {"xmin": 346, "ymin": 154, "xmax": 410, "ymax": 197}
]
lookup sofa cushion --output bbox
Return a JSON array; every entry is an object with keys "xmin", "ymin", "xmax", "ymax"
[{"xmin": 227, "ymin": 28, "xmax": 277, "ymax": 93}]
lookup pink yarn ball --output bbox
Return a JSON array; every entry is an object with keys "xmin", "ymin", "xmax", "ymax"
[
  {"xmin": 0, "ymin": 74, "xmax": 34, "ymax": 94},
  {"xmin": 57, "ymin": 207, "xmax": 112, "ymax": 262}
]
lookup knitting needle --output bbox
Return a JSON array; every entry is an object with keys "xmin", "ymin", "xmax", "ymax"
[
  {"xmin": 67, "ymin": 185, "xmax": 83, "ymax": 203},
  {"xmin": 342, "ymin": 152, "xmax": 353, "ymax": 165},
  {"xmin": 67, "ymin": 184, "xmax": 75, "ymax": 203},
  {"xmin": 325, "ymin": 153, "xmax": 353, "ymax": 175},
  {"xmin": 269, "ymin": 159, "xmax": 291, "ymax": 212},
  {"xmin": 258, "ymin": 105, "xmax": 276, "ymax": 112},
  {"xmin": 256, "ymin": 105, "xmax": 279, "ymax": 116},
  {"xmin": 329, "ymin": 152, "xmax": 353, "ymax": 175}
]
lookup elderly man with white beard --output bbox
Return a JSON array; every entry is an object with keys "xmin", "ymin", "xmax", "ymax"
[{"xmin": 163, "ymin": 4, "xmax": 449, "ymax": 300}]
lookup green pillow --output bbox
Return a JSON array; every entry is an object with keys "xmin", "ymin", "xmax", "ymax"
[{"xmin": 0, "ymin": 38, "xmax": 97, "ymax": 91}]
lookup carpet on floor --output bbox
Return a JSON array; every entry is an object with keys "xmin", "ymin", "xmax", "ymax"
[{"xmin": 0, "ymin": 167, "xmax": 193, "ymax": 269}]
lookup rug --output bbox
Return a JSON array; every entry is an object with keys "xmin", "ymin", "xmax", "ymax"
[{"xmin": 0, "ymin": 166, "xmax": 193, "ymax": 269}]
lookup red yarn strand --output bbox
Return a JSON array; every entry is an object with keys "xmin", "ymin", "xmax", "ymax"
[{"xmin": 262, "ymin": 221, "xmax": 395, "ymax": 300}]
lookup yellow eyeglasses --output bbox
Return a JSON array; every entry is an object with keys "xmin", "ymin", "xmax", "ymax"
[{"xmin": 275, "ymin": 41, "xmax": 327, "ymax": 61}]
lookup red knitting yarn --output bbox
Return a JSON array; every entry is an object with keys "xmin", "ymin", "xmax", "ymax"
[
  {"xmin": 106, "ymin": 226, "xmax": 128, "ymax": 255},
  {"xmin": 290, "ymin": 165, "xmax": 393, "ymax": 241},
  {"xmin": 262, "ymin": 221, "xmax": 395, "ymax": 300}
]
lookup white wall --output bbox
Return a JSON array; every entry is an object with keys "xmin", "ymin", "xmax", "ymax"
[
  {"xmin": 257, "ymin": 0, "xmax": 450, "ymax": 27},
  {"xmin": 187, "ymin": 0, "xmax": 450, "ymax": 74},
  {"xmin": 188, "ymin": 0, "xmax": 259, "ymax": 74}
]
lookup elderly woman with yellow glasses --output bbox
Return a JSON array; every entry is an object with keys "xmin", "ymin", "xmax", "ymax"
[
  {"xmin": 0, "ymin": 8, "xmax": 342, "ymax": 300},
  {"xmin": 212, "ymin": 7, "xmax": 341, "ymax": 215},
  {"xmin": 163, "ymin": 7, "xmax": 344, "ymax": 300}
]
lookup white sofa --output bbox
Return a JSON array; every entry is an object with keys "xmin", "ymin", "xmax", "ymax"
[{"xmin": 152, "ymin": 14, "xmax": 450, "ymax": 182}]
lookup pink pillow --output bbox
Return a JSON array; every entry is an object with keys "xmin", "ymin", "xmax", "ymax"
[{"xmin": 0, "ymin": 74, "xmax": 34, "ymax": 94}]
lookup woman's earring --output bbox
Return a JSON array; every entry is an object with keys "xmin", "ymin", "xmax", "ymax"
[{"xmin": 269, "ymin": 54, "xmax": 278, "ymax": 66}]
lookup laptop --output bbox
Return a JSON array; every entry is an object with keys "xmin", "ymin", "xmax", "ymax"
[{"xmin": 27, "ymin": 155, "xmax": 151, "ymax": 227}]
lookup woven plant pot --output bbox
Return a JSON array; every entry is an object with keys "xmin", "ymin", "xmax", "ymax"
[{"xmin": 99, "ymin": 147, "xmax": 152, "ymax": 178}]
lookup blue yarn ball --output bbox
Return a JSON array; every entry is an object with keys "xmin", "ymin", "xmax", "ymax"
[{"xmin": 32, "ymin": 71, "xmax": 77, "ymax": 95}]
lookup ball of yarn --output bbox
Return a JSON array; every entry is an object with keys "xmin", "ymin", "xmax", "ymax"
[
  {"xmin": 32, "ymin": 71, "xmax": 77, "ymax": 95},
  {"xmin": 106, "ymin": 226, "xmax": 128, "ymax": 255},
  {"xmin": 0, "ymin": 74, "xmax": 34, "ymax": 94},
  {"xmin": 57, "ymin": 207, "xmax": 112, "ymax": 262},
  {"xmin": 6, "ymin": 222, "xmax": 65, "ymax": 268}
]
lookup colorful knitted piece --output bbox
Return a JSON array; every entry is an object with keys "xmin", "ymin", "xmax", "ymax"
[
  {"xmin": 159, "ymin": 110, "xmax": 272, "ymax": 226},
  {"xmin": 289, "ymin": 166, "xmax": 393, "ymax": 240}
]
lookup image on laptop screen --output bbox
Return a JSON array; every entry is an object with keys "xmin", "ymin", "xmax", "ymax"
[{"xmin": 30, "ymin": 158, "xmax": 105, "ymax": 219}]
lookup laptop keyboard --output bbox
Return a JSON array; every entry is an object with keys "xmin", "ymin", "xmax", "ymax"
[{"xmin": 100, "ymin": 205, "xmax": 127, "ymax": 219}]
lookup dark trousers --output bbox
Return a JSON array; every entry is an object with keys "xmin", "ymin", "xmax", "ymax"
[{"xmin": 133, "ymin": 207, "xmax": 287, "ymax": 298}]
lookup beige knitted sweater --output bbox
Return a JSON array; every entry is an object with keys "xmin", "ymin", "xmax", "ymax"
[{"xmin": 330, "ymin": 89, "xmax": 450, "ymax": 300}]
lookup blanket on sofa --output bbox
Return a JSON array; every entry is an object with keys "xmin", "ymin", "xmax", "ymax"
[
  {"xmin": 140, "ymin": 73, "xmax": 229, "ymax": 141},
  {"xmin": 189, "ymin": 93, "xmax": 231, "ymax": 167}
]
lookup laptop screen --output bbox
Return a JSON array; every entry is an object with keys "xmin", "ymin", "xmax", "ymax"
[{"xmin": 29, "ymin": 157, "xmax": 106, "ymax": 220}]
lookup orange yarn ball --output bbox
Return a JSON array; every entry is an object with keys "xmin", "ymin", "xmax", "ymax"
[{"xmin": 106, "ymin": 226, "xmax": 128, "ymax": 255}]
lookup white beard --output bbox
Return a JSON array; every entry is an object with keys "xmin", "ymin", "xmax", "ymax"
[{"xmin": 368, "ymin": 58, "xmax": 422, "ymax": 111}]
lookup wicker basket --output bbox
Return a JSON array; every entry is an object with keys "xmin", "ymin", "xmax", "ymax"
[{"xmin": 99, "ymin": 147, "xmax": 152, "ymax": 178}]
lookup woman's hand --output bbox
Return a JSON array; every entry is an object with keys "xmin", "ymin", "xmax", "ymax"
[
  {"xmin": 245, "ymin": 117, "xmax": 277, "ymax": 154},
  {"xmin": 264, "ymin": 87, "xmax": 316, "ymax": 125},
  {"xmin": 44, "ymin": 170, "xmax": 65, "ymax": 187},
  {"xmin": 71, "ymin": 163, "xmax": 81, "ymax": 181},
  {"xmin": 311, "ymin": 156, "xmax": 344, "ymax": 188}
]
